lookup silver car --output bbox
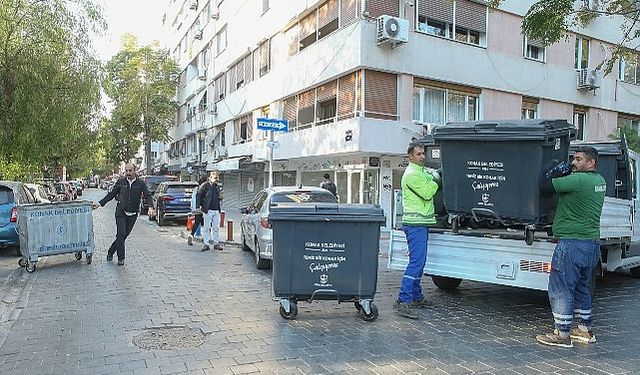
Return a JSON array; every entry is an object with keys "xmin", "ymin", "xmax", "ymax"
[{"xmin": 240, "ymin": 186, "xmax": 337, "ymax": 269}]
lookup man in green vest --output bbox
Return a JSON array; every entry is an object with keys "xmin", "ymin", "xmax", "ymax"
[
  {"xmin": 536, "ymin": 146, "xmax": 606, "ymax": 347},
  {"xmin": 395, "ymin": 142, "xmax": 439, "ymax": 319}
]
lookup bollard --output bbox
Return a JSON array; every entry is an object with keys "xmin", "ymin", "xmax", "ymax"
[
  {"xmin": 220, "ymin": 211, "xmax": 226, "ymax": 227},
  {"xmin": 227, "ymin": 220, "xmax": 234, "ymax": 241}
]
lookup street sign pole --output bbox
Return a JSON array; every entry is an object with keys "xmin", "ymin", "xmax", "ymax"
[
  {"xmin": 256, "ymin": 118, "xmax": 288, "ymax": 189},
  {"xmin": 268, "ymin": 130, "xmax": 274, "ymax": 188}
]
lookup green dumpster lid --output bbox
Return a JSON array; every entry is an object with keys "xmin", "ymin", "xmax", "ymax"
[{"xmin": 432, "ymin": 119, "xmax": 575, "ymax": 141}]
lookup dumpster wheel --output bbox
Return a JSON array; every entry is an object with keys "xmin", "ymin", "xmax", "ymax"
[
  {"xmin": 361, "ymin": 303, "xmax": 379, "ymax": 322},
  {"xmin": 25, "ymin": 262, "xmax": 36, "ymax": 273},
  {"xmin": 75, "ymin": 252, "xmax": 83, "ymax": 261},
  {"xmin": 86, "ymin": 254, "xmax": 92, "ymax": 265},
  {"xmin": 18, "ymin": 257, "xmax": 27, "ymax": 268},
  {"xmin": 279, "ymin": 301, "xmax": 298, "ymax": 320}
]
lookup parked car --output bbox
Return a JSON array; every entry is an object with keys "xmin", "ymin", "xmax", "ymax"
[
  {"xmin": 25, "ymin": 184, "xmax": 52, "ymax": 203},
  {"xmin": 0, "ymin": 181, "xmax": 37, "ymax": 256},
  {"xmin": 140, "ymin": 175, "xmax": 178, "ymax": 215},
  {"xmin": 240, "ymin": 186, "xmax": 338, "ymax": 269},
  {"xmin": 88, "ymin": 180, "xmax": 98, "ymax": 188},
  {"xmin": 151, "ymin": 181, "xmax": 198, "ymax": 226},
  {"xmin": 55, "ymin": 182, "xmax": 74, "ymax": 201}
]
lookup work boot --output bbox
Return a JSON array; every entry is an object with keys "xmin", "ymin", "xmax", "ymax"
[
  {"xmin": 201, "ymin": 245, "xmax": 210, "ymax": 252},
  {"xmin": 213, "ymin": 243, "xmax": 223, "ymax": 251},
  {"xmin": 570, "ymin": 327, "xmax": 596, "ymax": 343},
  {"xmin": 187, "ymin": 235, "xmax": 193, "ymax": 246},
  {"xmin": 536, "ymin": 330, "xmax": 572, "ymax": 348},
  {"xmin": 394, "ymin": 301, "xmax": 418, "ymax": 319},
  {"xmin": 410, "ymin": 296, "xmax": 433, "ymax": 308},
  {"xmin": 117, "ymin": 259, "xmax": 125, "ymax": 266}
]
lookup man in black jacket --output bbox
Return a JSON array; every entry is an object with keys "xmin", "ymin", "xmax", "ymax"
[
  {"xmin": 92, "ymin": 163, "xmax": 154, "ymax": 265},
  {"xmin": 197, "ymin": 171, "xmax": 223, "ymax": 252}
]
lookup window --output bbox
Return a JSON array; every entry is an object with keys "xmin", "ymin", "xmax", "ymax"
[
  {"xmin": 524, "ymin": 37, "xmax": 545, "ymax": 62},
  {"xmin": 214, "ymin": 73, "xmax": 226, "ymax": 102},
  {"xmin": 573, "ymin": 107, "xmax": 588, "ymax": 140},
  {"xmin": 575, "ymin": 36, "xmax": 590, "ymax": 70},
  {"xmin": 618, "ymin": 115, "xmax": 640, "ymax": 134},
  {"xmin": 151, "ymin": 151, "xmax": 158, "ymax": 159},
  {"xmin": 181, "ymin": 36, "xmax": 187, "ymax": 52},
  {"xmin": 318, "ymin": 0, "xmax": 338, "ymax": 40},
  {"xmin": 620, "ymin": 54, "xmax": 639, "ymax": 85},
  {"xmin": 257, "ymin": 39, "xmax": 270, "ymax": 76},
  {"xmin": 216, "ymin": 26, "xmax": 227, "ymax": 55},
  {"xmin": 412, "ymin": 83, "xmax": 479, "ymax": 125},
  {"xmin": 233, "ymin": 113, "xmax": 253, "ymax": 143},
  {"xmin": 262, "ymin": 0, "xmax": 269, "ymax": 13},
  {"xmin": 286, "ymin": 0, "xmax": 338, "ymax": 55},
  {"xmin": 521, "ymin": 97, "xmax": 539, "ymax": 119},
  {"xmin": 416, "ymin": 0, "xmax": 487, "ymax": 47}
]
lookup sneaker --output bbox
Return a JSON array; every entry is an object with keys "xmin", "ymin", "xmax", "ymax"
[
  {"xmin": 536, "ymin": 331, "xmax": 573, "ymax": 348},
  {"xmin": 187, "ymin": 235, "xmax": 193, "ymax": 246},
  {"xmin": 213, "ymin": 244, "xmax": 223, "ymax": 251},
  {"xmin": 201, "ymin": 245, "xmax": 210, "ymax": 252},
  {"xmin": 394, "ymin": 301, "xmax": 418, "ymax": 319},
  {"xmin": 410, "ymin": 296, "xmax": 433, "ymax": 308},
  {"xmin": 117, "ymin": 259, "xmax": 125, "ymax": 266},
  {"xmin": 106, "ymin": 254, "xmax": 113, "ymax": 262},
  {"xmin": 570, "ymin": 327, "xmax": 596, "ymax": 343}
]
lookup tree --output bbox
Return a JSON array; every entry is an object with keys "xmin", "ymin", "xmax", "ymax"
[
  {"xmin": 489, "ymin": 0, "xmax": 640, "ymax": 73},
  {"xmin": 610, "ymin": 126, "xmax": 640, "ymax": 152},
  {"xmin": 0, "ymin": 0, "xmax": 105, "ymax": 179},
  {"xmin": 103, "ymin": 34, "xmax": 179, "ymax": 175}
]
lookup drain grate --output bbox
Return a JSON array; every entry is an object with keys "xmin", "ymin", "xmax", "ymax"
[{"xmin": 133, "ymin": 326, "xmax": 206, "ymax": 350}]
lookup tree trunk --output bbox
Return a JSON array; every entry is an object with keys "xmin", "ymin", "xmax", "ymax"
[{"xmin": 145, "ymin": 134, "xmax": 152, "ymax": 176}]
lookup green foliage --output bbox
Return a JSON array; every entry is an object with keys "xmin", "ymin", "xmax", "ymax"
[
  {"xmin": 0, "ymin": 0, "xmax": 105, "ymax": 180},
  {"xmin": 609, "ymin": 126, "xmax": 640, "ymax": 153},
  {"xmin": 102, "ymin": 35, "xmax": 179, "ymax": 174},
  {"xmin": 489, "ymin": 0, "xmax": 640, "ymax": 74}
]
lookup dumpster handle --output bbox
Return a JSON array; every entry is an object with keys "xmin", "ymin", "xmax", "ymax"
[
  {"xmin": 470, "ymin": 208, "xmax": 506, "ymax": 226},
  {"xmin": 308, "ymin": 289, "xmax": 340, "ymax": 303},
  {"xmin": 473, "ymin": 124, "xmax": 497, "ymax": 132}
]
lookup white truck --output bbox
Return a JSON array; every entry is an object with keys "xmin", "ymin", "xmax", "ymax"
[{"xmin": 388, "ymin": 139, "xmax": 640, "ymax": 291}]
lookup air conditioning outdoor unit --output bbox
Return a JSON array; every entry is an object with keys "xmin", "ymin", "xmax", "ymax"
[
  {"xmin": 194, "ymin": 28, "xmax": 203, "ymax": 40},
  {"xmin": 189, "ymin": 0, "xmax": 198, "ymax": 10},
  {"xmin": 211, "ymin": 8, "xmax": 220, "ymax": 20},
  {"xmin": 577, "ymin": 68, "xmax": 603, "ymax": 90},
  {"xmin": 208, "ymin": 102, "xmax": 217, "ymax": 115},
  {"xmin": 376, "ymin": 15, "xmax": 409, "ymax": 46},
  {"xmin": 198, "ymin": 67, "xmax": 207, "ymax": 80}
]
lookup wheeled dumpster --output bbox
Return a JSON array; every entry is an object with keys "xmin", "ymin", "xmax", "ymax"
[
  {"xmin": 268, "ymin": 203, "xmax": 385, "ymax": 321},
  {"xmin": 432, "ymin": 119, "xmax": 574, "ymax": 241},
  {"xmin": 17, "ymin": 201, "xmax": 94, "ymax": 272}
]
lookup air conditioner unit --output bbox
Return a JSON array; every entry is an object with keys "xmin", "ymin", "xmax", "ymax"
[
  {"xmin": 194, "ymin": 28, "xmax": 203, "ymax": 40},
  {"xmin": 376, "ymin": 15, "xmax": 409, "ymax": 46},
  {"xmin": 198, "ymin": 67, "xmax": 207, "ymax": 80},
  {"xmin": 211, "ymin": 8, "xmax": 220, "ymax": 20},
  {"xmin": 208, "ymin": 102, "xmax": 217, "ymax": 115},
  {"xmin": 577, "ymin": 68, "xmax": 603, "ymax": 90},
  {"xmin": 189, "ymin": 0, "xmax": 198, "ymax": 10}
]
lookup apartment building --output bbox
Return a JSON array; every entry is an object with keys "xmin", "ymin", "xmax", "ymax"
[{"xmin": 162, "ymin": 0, "xmax": 640, "ymax": 229}]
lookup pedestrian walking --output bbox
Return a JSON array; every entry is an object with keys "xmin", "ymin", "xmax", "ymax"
[
  {"xmin": 536, "ymin": 146, "xmax": 606, "ymax": 347},
  {"xmin": 198, "ymin": 171, "xmax": 223, "ymax": 251},
  {"xmin": 394, "ymin": 142, "xmax": 439, "ymax": 319},
  {"xmin": 91, "ymin": 163, "xmax": 154, "ymax": 266},
  {"xmin": 319, "ymin": 173, "xmax": 337, "ymax": 196},
  {"xmin": 187, "ymin": 176, "xmax": 207, "ymax": 246}
]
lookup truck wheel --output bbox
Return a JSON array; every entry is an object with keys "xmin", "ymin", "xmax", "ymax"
[
  {"xmin": 432, "ymin": 276, "xmax": 462, "ymax": 290},
  {"xmin": 631, "ymin": 266, "xmax": 640, "ymax": 279}
]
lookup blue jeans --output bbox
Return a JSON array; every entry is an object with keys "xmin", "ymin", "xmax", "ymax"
[
  {"xmin": 548, "ymin": 239, "xmax": 600, "ymax": 333},
  {"xmin": 398, "ymin": 226, "xmax": 428, "ymax": 303}
]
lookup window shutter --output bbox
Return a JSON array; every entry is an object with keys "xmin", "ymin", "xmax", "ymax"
[
  {"xmin": 228, "ymin": 65, "xmax": 237, "ymax": 93},
  {"xmin": 522, "ymin": 96, "xmax": 539, "ymax": 105},
  {"xmin": 526, "ymin": 37, "xmax": 545, "ymax": 48},
  {"xmin": 414, "ymin": 77, "xmax": 481, "ymax": 95},
  {"xmin": 244, "ymin": 54, "xmax": 253, "ymax": 84},
  {"xmin": 246, "ymin": 113, "xmax": 254, "ymax": 140},
  {"xmin": 419, "ymin": 0, "xmax": 453, "ymax": 24},
  {"xmin": 233, "ymin": 118, "xmax": 241, "ymax": 143},
  {"xmin": 455, "ymin": 0, "xmax": 487, "ymax": 33},
  {"xmin": 286, "ymin": 25, "xmax": 299, "ymax": 56},
  {"xmin": 317, "ymin": 80, "xmax": 337, "ymax": 102},
  {"xmin": 338, "ymin": 72, "xmax": 357, "ymax": 120},
  {"xmin": 365, "ymin": 0, "xmax": 400, "ymax": 18},
  {"xmin": 259, "ymin": 40, "xmax": 270, "ymax": 75},
  {"xmin": 283, "ymin": 97, "xmax": 297, "ymax": 127},
  {"xmin": 318, "ymin": 0, "xmax": 338, "ymax": 28},
  {"xmin": 299, "ymin": 89, "xmax": 315, "ymax": 109},
  {"xmin": 364, "ymin": 70, "xmax": 397, "ymax": 120},
  {"xmin": 340, "ymin": 0, "xmax": 358, "ymax": 27},
  {"xmin": 299, "ymin": 11, "xmax": 317, "ymax": 40},
  {"xmin": 236, "ymin": 58, "xmax": 245, "ymax": 87}
]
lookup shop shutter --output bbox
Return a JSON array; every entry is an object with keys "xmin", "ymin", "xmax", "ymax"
[
  {"xmin": 221, "ymin": 172, "xmax": 240, "ymax": 213},
  {"xmin": 338, "ymin": 72, "xmax": 357, "ymax": 120},
  {"xmin": 340, "ymin": 0, "xmax": 358, "ymax": 27},
  {"xmin": 318, "ymin": 0, "xmax": 338, "ymax": 28},
  {"xmin": 240, "ymin": 172, "xmax": 263, "ymax": 207},
  {"xmin": 418, "ymin": 0, "xmax": 453, "ymax": 23},
  {"xmin": 365, "ymin": 0, "xmax": 400, "ymax": 18},
  {"xmin": 364, "ymin": 70, "xmax": 397, "ymax": 120},
  {"xmin": 455, "ymin": 0, "xmax": 487, "ymax": 33}
]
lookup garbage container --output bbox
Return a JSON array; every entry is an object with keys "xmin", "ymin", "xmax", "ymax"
[
  {"xmin": 570, "ymin": 140, "xmax": 632, "ymax": 199},
  {"xmin": 432, "ymin": 119, "xmax": 574, "ymax": 231},
  {"xmin": 268, "ymin": 203, "xmax": 385, "ymax": 321},
  {"xmin": 17, "ymin": 201, "xmax": 94, "ymax": 272}
]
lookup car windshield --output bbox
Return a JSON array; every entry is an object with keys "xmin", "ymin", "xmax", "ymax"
[
  {"xmin": 0, "ymin": 187, "xmax": 14, "ymax": 205},
  {"xmin": 146, "ymin": 176, "xmax": 177, "ymax": 191},
  {"xmin": 166, "ymin": 185, "xmax": 196, "ymax": 194},
  {"xmin": 271, "ymin": 191, "xmax": 337, "ymax": 204}
]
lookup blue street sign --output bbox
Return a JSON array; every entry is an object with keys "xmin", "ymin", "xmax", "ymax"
[{"xmin": 257, "ymin": 118, "xmax": 288, "ymax": 132}]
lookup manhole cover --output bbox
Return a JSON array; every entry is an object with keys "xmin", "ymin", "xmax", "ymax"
[{"xmin": 133, "ymin": 327, "xmax": 206, "ymax": 350}]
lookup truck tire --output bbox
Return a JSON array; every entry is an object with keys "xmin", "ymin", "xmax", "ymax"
[
  {"xmin": 630, "ymin": 266, "xmax": 640, "ymax": 279},
  {"xmin": 431, "ymin": 276, "xmax": 462, "ymax": 290}
]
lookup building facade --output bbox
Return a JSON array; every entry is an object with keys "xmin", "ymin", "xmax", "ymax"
[{"xmin": 162, "ymin": 0, "xmax": 640, "ymax": 229}]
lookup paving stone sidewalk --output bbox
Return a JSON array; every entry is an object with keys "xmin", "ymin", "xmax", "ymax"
[{"xmin": 0, "ymin": 190, "xmax": 639, "ymax": 374}]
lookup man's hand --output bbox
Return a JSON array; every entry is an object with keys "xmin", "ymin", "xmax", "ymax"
[{"xmin": 91, "ymin": 201, "xmax": 100, "ymax": 210}]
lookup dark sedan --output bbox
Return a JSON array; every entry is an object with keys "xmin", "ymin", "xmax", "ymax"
[
  {"xmin": 0, "ymin": 181, "xmax": 38, "ymax": 255},
  {"xmin": 151, "ymin": 181, "xmax": 198, "ymax": 226}
]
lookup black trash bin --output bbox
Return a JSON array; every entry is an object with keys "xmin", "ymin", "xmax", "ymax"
[
  {"xmin": 268, "ymin": 203, "xmax": 385, "ymax": 321},
  {"xmin": 432, "ymin": 119, "xmax": 574, "ymax": 233},
  {"xmin": 570, "ymin": 140, "xmax": 632, "ymax": 200}
]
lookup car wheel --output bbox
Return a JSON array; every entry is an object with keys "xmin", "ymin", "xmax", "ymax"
[
  {"xmin": 241, "ymin": 228, "xmax": 251, "ymax": 251},
  {"xmin": 157, "ymin": 209, "xmax": 166, "ymax": 226},
  {"xmin": 254, "ymin": 237, "xmax": 270, "ymax": 270}
]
